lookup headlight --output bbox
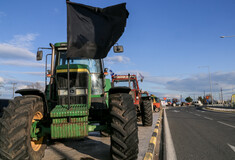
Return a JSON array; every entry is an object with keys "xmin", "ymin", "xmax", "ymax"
[
  {"xmin": 58, "ymin": 90, "xmax": 68, "ymax": 96},
  {"xmin": 76, "ymin": 88, "xmax": 87, "ymax": 95},
  {"xmin": 58, "ymin": 88, "xmax": 87, "ymax": 96}
]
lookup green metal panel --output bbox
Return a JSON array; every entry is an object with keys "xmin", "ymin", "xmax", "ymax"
[
  {"xmin": 105, "ymin": 79, "xmax": 111, "ymax": 107},
  {"xmin": 105, "ymin": 79, "xmax": 111, "ymax": 92},
  {"xmin": 54, "ymin": 42, "xmax": 67, "ymax": 47},
  {"xmin": 88, "ymin": 75, "xmax": 91, "ymax": 108},
  {"xmin": 51, "ymin": 122, "xmax": 88, "ymax": 139},
  {"xmin": 50, "ymin": 104, "xmax": 89, "ymax": 118},
  {"xmin": 50, "ymin": 104, "xmax": 89, "ymax": 139},
  {"xmin": 91, "ymin": 95, "xmax": 102, "ymax": 98}
]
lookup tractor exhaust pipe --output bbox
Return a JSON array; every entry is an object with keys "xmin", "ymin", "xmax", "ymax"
[{"xmin": 49, "ymin": 43, "xmax": 55, "ymax": 84}]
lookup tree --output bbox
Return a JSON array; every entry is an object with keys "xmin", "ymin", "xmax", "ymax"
[
  {"xmin": 185, "ymin": 96, "xmax": 193, "ymax": 103},
  {"xmin": 198, "ymin": 96, "xmax": 203, "ymax": 102},
  {"xmin": 26, "ymin": 82, "xmax": 44, "ymax": 91}
]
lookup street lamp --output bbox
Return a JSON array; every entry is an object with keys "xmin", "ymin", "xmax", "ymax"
[
  {"xmin": 198, "ymin": 66, "xmax": 213, "ymax": 105},
  {"xmin": 220, "ymin": 35, "xmax": 235, "ymax": 38}
]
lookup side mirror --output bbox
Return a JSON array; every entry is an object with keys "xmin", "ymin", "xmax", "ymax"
[
  {"xmin": 36, "ymin": 51, "xmax": 43, "ymax": 61},
  {"xmin": 113, "ymin": 45, "xmax": 124, "ymax": 53}
]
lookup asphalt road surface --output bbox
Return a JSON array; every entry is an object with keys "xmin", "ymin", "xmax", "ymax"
[
  {"xmin": 166, "ymin": 106, "xmax": 235, "ymax": 160},
  {"xmin": 42, "ymin": 112, "xmax": 160, "ymax": 160}
]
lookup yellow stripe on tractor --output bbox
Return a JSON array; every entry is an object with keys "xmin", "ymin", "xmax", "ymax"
[{"xmin": 56, "ymin": 69, "xmax": 89, "ymax": 73}]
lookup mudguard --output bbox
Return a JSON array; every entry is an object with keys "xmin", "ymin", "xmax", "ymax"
[
  {"xmin": 15, "ymin": 89, "xmax": 49, "ymax": 115},
  {"xmin": 109, "ymin": 87, "xmax": 131, "ymax": 94},
  {"xmin": 141, "ymin": 96, "xmax": 151, "ymax": 101}
]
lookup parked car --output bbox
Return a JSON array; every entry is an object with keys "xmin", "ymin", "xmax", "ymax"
[
  {"xmin": 161, "ymin": 100, "xmax": 167, "ymax": 107},
  {"xmin": 193, "ymin": 100, "xmax": 203, "ymax": 106}
]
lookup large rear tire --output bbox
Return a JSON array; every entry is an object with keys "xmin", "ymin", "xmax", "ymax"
[
  {"xmin": 0, "ymin": 95, "xmax": 46, "ymax": 160},
  {"xmin": 109, "ymin": 93, "xmax": 139, "ymax": 160},
  {"xmin": 141, "ymin": 100, "xmax": 153, "ymax": 126}
]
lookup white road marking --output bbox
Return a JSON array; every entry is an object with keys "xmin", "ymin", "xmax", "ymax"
[
  {"xmin": 164, "ymin": 109, "xmax": 177, "ymax": 160},
  {"xmin": 200, "ymin": 111, "xmax": 205, "ymax": 112},
  {"xmin": 217, "ymin": 121, "xmax": 235, "ymax": 129},
  {"xmin": 172, "ymin": 110, "xmax": 180, "ymax": 113},
  {"xmin": 194, "ymin": 114, "xmax": 201, "ymax": 116},
  {"xmin": 204, "ymin": 117, "xmax": 213, "ymax": 120},
  {"xmin": 228, "ymin": 143, "xmax": 235, "ymax": 153}
]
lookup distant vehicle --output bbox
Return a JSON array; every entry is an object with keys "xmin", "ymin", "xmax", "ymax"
[
  {"xmin": 172, "ymin": 98, "xmax": 179, "ymax": 107},
  {"xmin": 151, "ymin": 95, "xmax": 161, "ymax": 112},
  {"xmin": 161, "ymin": 100, "xmax": 167, "ymax": 107},
  {"xmin": 166, "ymin": 99, "xmax": 172, "ymax": 106},
  {"xmin": 176, "ymin": 102, "xmax": 181, "ymax": 106},
  {"xmin": 193, "ymin": 100, "xmax": 203, "ymax": 106}
]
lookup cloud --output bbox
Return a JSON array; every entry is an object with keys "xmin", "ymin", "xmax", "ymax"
[
  {"xmin": 164, "ymin": 71, "xmax": 235, "ymax": 93},
  {"xmin": 0, "ymin": 60, "xmax": 44, "ymax": 68},
  {"xmin": 8, "ymin": 33, "xmax": 38, "ymax": 49},
  {"xmin": 0, "ymin": 43, "xmax": 35, "ymax": 59},
  {"xmin": 150, "ymin": 91, "xmax": 181, "ymax": 99},
  {"xmin": 0, "ymin": 34, "xmax": 38, "ymax": 60},
  {"xmin": 17, "ymin": 84, "xmax": 28, "ymax": 90},
  {"xmin": 105, "ymin": 56, "xmax": 130, "ymax": 64},
  {"xmin": 145, "ymin": 76, "xmax": 178, "ymax": 85},
  {"xmin": 133, "ymin": 71, "xmax": 235, "ymax": 100},
  {"xmin": 0, "ymin": 77, "xmax": 4, "ymax": 83},
  {"xmin": 0, "ymin": 71, "xmax": 44, "ymax": 77},
  {"xmin": 22, "ymin": 72, "xmax": 44, "ymax": 76}
]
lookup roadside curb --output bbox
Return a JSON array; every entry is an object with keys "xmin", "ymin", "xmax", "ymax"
[
  {"xmin": 143, "ymin": 110, "xmax": 163, "ymax": 160},
  {"xmin": 203, "ymin": 107, "xmax": 235, "ymax": 113}
]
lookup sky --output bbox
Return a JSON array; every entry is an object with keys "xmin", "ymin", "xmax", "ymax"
[{"xmin": 0, "ymin": 0, "xmax": 235, "ymax": 101}]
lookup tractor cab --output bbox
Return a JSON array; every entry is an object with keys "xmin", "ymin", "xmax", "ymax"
[
  {"xmin": 52, "ymin": 43, "xmax": 111, "ymax": 122},
  {"xmin": 111, "ymin": 74, "xmax": 140, "ymax": 105},
  {"xmin": 59, "ymin": 51, "xmax": 105, "ymax": 95}
]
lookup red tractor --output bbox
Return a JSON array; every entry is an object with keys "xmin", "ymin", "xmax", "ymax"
[{"xmin": 111, "ymin": 74, "xmax": 153, "ymax": 126}]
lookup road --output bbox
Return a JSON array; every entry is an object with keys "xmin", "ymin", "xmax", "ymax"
[
  {"xmin": 42, "ymin": 112, "xmax": 160, "ymax": 160},
  {"xmin": 165, "ymin": 106, "xmax": 235, "ymax": 160}
]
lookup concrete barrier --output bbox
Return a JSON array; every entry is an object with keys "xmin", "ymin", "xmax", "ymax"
[
  {"xmin": 143, "ymin": 109, "xmax": 163, "ymax": 160},
  {"xmin": 204, "ymin": 106, "xmax": 235, "ymax": 113}
]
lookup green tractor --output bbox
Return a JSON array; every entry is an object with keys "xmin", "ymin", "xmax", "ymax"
[{"xmin": 0, "ymin": 42, "xmax": 138, "ymax": 160}]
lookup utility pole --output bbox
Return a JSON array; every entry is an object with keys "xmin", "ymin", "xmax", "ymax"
[
  {"xmin": 12, "ymin": 83, "xmax": 17, "ymax": 98},
  {"xmin": 198, "ymin": 66, "xmax": 213, "ymax": 105},
  {"xmin": 221, "ymin": 88, "xmax": 223, "ymax": 105},
  {"xmin": 204, "ymin": 90, "xmax": 206, "ymax": 104}
]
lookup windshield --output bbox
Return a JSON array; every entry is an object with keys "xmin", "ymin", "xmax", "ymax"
[
  {"xmin": 59, "ymin": 51, "xmax": 102, "ymax": 73},
  {"xmin": 113, "ymin": 80, "xmax": 137, "ymax": 89},
  {"xmin": 58, "ymin": 51, "xmax": 103, "ymax": 95}
]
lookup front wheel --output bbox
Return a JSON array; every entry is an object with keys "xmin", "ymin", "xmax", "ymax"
[
  {"xmin": 0, "ymin": 95, "xmax": 47, "ymax": 160},
  {"xmin": 141, "ymin": 100, "xmax": 153, "ymax": 126},
  {"xmin": 109, "ymin": 93, "xmax": 139, "ymax": 160}
]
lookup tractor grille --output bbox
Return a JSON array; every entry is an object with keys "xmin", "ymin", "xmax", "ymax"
[
  {"xmin": 58, "ymin": 95, "xmax": 87, "ymax": 105},
  {"xmin": 57, "ymin": 72, "xmax": 89, "ymax": 105},
  {"xmin": 57, "ymin": 72, "xmax": 88, "ymax": 88}
]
